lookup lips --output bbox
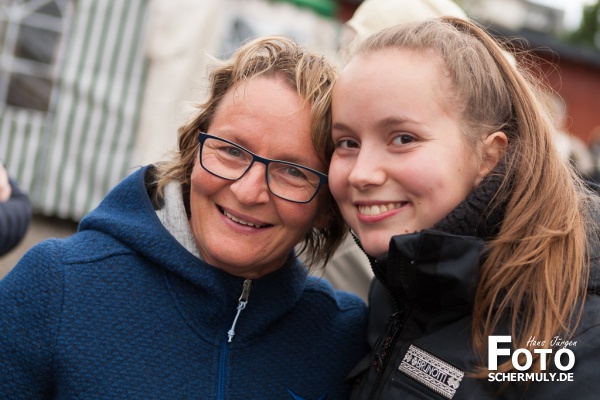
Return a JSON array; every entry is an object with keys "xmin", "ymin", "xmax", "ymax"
[
  {"xmin": 358, "ymin": 202, "xmax": 406, "ymax": 216},
  {"xmin": 221, "ymin": 208, "xmax": 270, "ymax": 228}
]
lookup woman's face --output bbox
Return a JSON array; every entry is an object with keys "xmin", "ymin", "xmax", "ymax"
[
  {"xmin": 329, "ymin": 49, "xmax": 486, "ymax": 258},
  {"xmin": 189, "ymin": 76, "xmax": 329, "ymax": 278}
]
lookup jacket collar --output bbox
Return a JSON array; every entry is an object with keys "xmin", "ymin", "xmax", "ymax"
[
  {"xmin": 79, "ymin": 165, "xmax": 309, "ymax": 343},
  {"xmin": 373, "ymin": 231, "xmax": 483, "ymax": 336},
  {"xmin": 367, "ymin": 168, "xmax": 506, "ymax": 335}
]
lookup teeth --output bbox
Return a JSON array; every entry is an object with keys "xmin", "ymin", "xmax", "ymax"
[
  {"xmin": 224, "ymin": 210, "xmax": 265, "ymax": 228},
  {"xmin": 358, "ymin": 203, "xmax": 403, "ymax": 216}
]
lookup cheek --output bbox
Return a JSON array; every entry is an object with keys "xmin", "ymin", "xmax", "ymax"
[
  {"xmin": 328, "ymin": 157, "xmax": 350, "ymax": 203},
  {"xmin": 277, "ymin": 201, "xmax": 322, "ymax": 235},
  {"xmin": 190, "ymin": 163, "xmax": 222, "ymax": 197},
  {"xmin": 286, "ymin": 186, "xmax": 330, "ymax": 230},
  {"xmin": 413, "ymin": 155, "xmax": 477, "ymax": 211},
  {"xmin": 392, "ymin": 158, "xmax": 438, "ymax": 196}
]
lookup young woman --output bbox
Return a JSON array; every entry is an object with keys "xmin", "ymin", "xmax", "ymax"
[
  {"xmin": 330, "ymin": 17, "xmax": 600, "ymax": 399},
  {"xmin": 0, "ymin": 36, "xmax": 368, "ymax": 399}
]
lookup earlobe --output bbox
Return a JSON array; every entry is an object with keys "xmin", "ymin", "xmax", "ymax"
[{"xmin": 477, "ymin": 131, "xmax": 508, "ymax": 183}]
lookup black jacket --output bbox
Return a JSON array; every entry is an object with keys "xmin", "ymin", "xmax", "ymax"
[
  {"xmin": 349, "ymin": 228, "xmax": 600, "ymax": 399},
  {"xmin": 0, "ymin": 177, "xmax": 31, "ymax": 256}
]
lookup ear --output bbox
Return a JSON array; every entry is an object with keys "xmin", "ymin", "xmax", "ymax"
[{"xmin": 476, "ymin": 131, "xmax": 508, "ymax": 185}]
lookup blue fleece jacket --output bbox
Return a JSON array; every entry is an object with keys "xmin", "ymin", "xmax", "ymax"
[{"xmin": 0, "ymin": 166, "xmax": 368, "ymax": 399}]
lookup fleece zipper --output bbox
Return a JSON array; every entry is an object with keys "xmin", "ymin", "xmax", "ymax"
[
  {"xmin": 227, "ymin": 279, "xmax": 252, "ymax": 342},
  {"xmin": 216, "ymin": 279, "xmax": 253, "ymax": 399}
]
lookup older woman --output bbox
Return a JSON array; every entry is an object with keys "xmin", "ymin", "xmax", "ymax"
[
  {"xmin": 0, "ymin": 36, "xmax": 367, "ymax": 399},
  {"xmin": 330, "ymin": 17, "xmax": 600, "ymax": 399}
]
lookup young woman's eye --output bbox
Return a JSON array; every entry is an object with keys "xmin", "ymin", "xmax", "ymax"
[
  {"xmin": 392, "ymin": 134, "xmax": 416, "ymax": 145},
  {"xmin": 335, "ymin": 139, "xmax": 359, "ymax": 149}
]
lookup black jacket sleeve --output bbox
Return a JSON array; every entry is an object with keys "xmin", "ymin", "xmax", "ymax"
[{"xmin": 0, "ymin": 177, "xmax": 31, "ymax": 256}]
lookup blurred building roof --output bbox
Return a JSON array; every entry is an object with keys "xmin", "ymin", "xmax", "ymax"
[
  {"xmin": 462, "ymin": 0, "xmax": 565, "ymax": 35},
  {"xmin": 497, "ymin": 25, "xmax": 600, "ymax": 70},
  {"xmin": 460, "ymin": 0, "xmax": 600, "ymax": 69}
]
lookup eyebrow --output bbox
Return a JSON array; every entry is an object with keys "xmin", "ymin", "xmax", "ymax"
[
  {"xmin": 331, "ymin": 121, "xmax": 353, "ymax": 133},
  {"xmin": 224, "ymin": 134, "xmax": 320, "ymax": 168},
  {"xmin": 332, "ymin": 116, "xmax": 418, "ymax": 133},
  {"xmin": 377, "ymin": 116, "xmax": 418, "ymax": 128},
  {"xmin": 272, "ymin": 153, "xmax": 317, "ymax": 167}
]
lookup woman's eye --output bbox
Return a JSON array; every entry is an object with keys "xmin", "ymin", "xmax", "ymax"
[
  {"xmin": 224, "ymin": 146, "xmax": 243, "ymax": 157},
  {"xmin": 284, "ymin": 166, "xmax": 304, "ymax": 178},
  {"xmin": 392, "ymin": 134, "xmax": 416, "ymax": 145},
  {"xmin": 335, "ymin": 139, "xmax": 359, "ymax": 149}
]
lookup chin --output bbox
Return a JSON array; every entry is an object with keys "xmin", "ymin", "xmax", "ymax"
[{"xmin": 360, "ymin": 241, "xmax": 389, "ymax": 259}]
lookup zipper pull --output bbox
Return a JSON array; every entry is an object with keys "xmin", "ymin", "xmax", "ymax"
[{"xmin": 227, "ymin": 279, "xmax": 252, "ymax": 343}]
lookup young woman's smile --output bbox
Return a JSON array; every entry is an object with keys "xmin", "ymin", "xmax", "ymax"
[{"xmin": 355, "ymin": 201, "xmax": 408, "ymax": 222}]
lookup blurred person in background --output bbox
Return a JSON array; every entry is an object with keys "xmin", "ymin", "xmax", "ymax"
[
  {"xmin": 0, "ymin": 161, "xmax": 31, "ymax": 257},
  {"xmin": 589, "ymin": 125, "xmax": 600, "ymax": 182},
  {"xmin": 330, "ymin": 17, "xmax": 600, "ymax": 398},
  {"xmin": 0, "ymin": 35, "xmax": 367, "ymax": 399}
]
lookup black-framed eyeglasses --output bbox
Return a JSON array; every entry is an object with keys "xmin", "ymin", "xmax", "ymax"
[{"xmin": 197, "ymin": 132, "xmax": 328, "ymax": 204}]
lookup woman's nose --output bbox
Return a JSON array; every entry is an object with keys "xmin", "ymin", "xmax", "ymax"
[
  {"xmin": 229, "ymin": 163, "xmax": 271, "ymax": 204},
  {"xmin": 347, "ymin": 149, "xmax": 387, "ymax": 191}
]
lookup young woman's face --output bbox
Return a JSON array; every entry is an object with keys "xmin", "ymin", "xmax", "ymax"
[
  {"xmin": 189, "ymin": 77, "xmax": 329, "ymax": 278},
  {"xmin": 329, "ymin": 49, "xmax": 485, "ymax": 258}
]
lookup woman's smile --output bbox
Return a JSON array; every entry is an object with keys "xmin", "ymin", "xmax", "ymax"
[
  {"xmin": 357, "ymin": 202, "xmax": 407, "ymax": 217},
  {"xmin": 219, "ymin": 206, "xmax": 272, "ymax": 229}
]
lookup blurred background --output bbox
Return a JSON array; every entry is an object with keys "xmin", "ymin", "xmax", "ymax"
[{"xmin": 1, "ymin": 0, "xmax": 600, "ymax": 275}]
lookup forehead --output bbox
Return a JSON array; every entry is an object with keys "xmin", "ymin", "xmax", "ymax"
[
  {"xmin": 209, "ymin": 77, "xmax": 323, "ymax": 168},
  {"xmin": 215, "ymin": 76, "xmax": 304, "ymax": 121},
  {"xmin": 332, "ymin": 48, "xmax": 471, "ymax": 142},
  {"xmin": 335, "ymin": 48, "xmax": 459, "ymax": 113},
  {"xmin": 342, "ymin": 48, "xmax": 447, "ymax": 83}
]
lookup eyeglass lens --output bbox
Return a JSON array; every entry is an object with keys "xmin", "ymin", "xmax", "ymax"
[{"xmin": 200, "ymin": 136, "xmax": 322, "ymax": 203}]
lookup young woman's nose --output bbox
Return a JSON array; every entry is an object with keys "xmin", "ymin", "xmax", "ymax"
[
  {"xmin": 347, "ymin": 148, "xmax": 387, "ymax": 190},
  {"xmin": 229, "ymin": 163, "xmax": 271, "ymax": 204}
]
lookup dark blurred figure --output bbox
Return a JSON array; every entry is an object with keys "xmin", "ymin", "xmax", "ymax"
[
  {"xmin": 0, "ymin": 162, "xmax": 31, "ymax": 256},
  {"xmin": 588, "ymin": 126, "xmax": 600, "ymax": 183}
]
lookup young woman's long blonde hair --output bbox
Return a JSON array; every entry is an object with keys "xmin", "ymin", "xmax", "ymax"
[{"xmin": 349, "ymin": 17, "xmax": 598, "ymax": 373}]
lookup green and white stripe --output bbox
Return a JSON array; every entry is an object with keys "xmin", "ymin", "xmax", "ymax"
[{"xmin": 0, "ymin": 0, "xmax": 149, "ymax": 220}]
